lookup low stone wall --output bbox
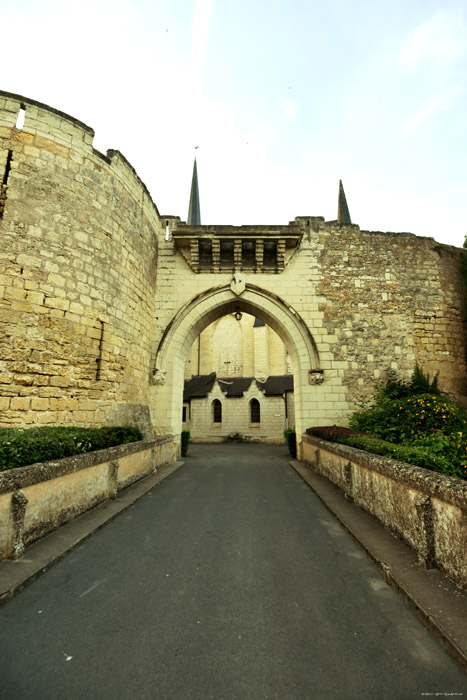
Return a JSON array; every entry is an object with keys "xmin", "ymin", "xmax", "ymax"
[
  {"xmin": 301, "ymin": 434, "xmax": 467, "ymax": 588},
  {"xmin": 0, "ymin": 436, "xmax": 174, "ymax": 559}
]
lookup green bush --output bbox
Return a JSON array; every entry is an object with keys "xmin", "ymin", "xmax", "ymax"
[
  {"xmin": 346, "ymin": 365, "xmax": 467, "ymax": 480},
  {"xmin": 350, "ymin": 393, "xmax": 467, "ymax": 442},
  {"xmin": 181, "ymin": 430, "xmax": 190, "ymax": 457},
  {"xmin": 343, "ymin": 435, "xmax": 464, "ymax": 479},
  {"xmin": 284, "ymin": 428, "xmax": 297, "ymax": 458},
  {"xmin": 375, "ymin": 364, "xmax": 439, "ymax": 401},
  {"xmin": 0, "ymin": 426, "xmax": 143, "ymax": 471}
]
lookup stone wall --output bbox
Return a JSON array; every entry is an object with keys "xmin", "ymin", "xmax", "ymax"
[
  {"xmin": 313, "ymin": 223, "xmax": 466, "ymax": 399},
  {"xmin": 0, "ymin": 92, "xmax": 162, "ymax": 435},
  {"xmin": 301, "ymin": 434, "xmax": 467, "ymax": 588}
]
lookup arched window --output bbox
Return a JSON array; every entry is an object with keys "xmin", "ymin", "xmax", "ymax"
[
  {"xmin": 250, "ymin": 398, "xmax": 260, "ymax": 424},
  {"xmin": 213, "ymin": 399, "xmax": 222, "ymax": 423}
]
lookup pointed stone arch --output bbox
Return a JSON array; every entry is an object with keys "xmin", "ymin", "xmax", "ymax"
[{"xmin": 150, "ymin": 283, "xmax": 321, "ymax": 455}]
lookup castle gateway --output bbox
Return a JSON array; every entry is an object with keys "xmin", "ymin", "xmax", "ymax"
[{"xmin": 0, "ymin": 91, "xmax": 465, "ymax": 458}]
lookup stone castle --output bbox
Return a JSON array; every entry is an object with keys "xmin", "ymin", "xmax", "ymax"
[{"xmin": 1, "ymin": 90, "xmax": 466, "ymax": 458}]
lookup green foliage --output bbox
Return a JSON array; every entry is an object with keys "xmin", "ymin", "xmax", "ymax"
[
  {"xmin": 350, "ymin": 393, "xmax": 467, "ymax": 442},
  {"xmin": 375, "ymin": 364, "xmax": 439, "ymax": 401},
  {"xmin": 410, "ymin": 363, "xmax": 439, "ymax": 395},
  {"xmin": 284, "ymin": 428, "xmax": 297, "ymax": 458},
  {"xmin": 0, "ymin": 426, "xmax": 142, "ymax": 471},
  {"xmin": 181, "ymin": 430, "xmax": 190, "ymax": 457},
  {"xmin": 343, "ymin": 435, "xmax": 464, "ymax": 479},
  {"xmin": 348, "ymin": 364, "xmax": 467, "ymax": 480}
]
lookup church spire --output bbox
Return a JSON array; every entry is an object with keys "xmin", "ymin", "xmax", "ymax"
[
  {"xmin": 337, "ymin": 179, "xmax": 351, "ymax": 225},
  {"xmin": 187, "ymin": 158, "xmax": 201, "ymax": 225}
]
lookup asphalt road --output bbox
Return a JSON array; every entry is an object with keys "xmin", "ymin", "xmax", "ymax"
[{"xmin": 1, "ymin": 444, "xmax": 466, "ymax": 700}]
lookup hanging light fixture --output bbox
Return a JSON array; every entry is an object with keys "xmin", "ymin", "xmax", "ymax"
[{"xmin": 234, "ymin": 308, "xmax": 242, "ymax": 321}]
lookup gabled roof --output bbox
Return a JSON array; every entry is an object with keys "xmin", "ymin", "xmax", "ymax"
[
  {"xmin": 184, "ymin": 374, "xmax": 294, "ymax": 400},
  {"xmin": 257, "ymin": 375, "xmax": 294, "ymax": 395},
  {"xmin": 218, "ymin": 377, "xmax": 254, "ymax": 396},
  {"xmin": 183, "ymin": 372, "xmax": 216, "ymax": 400}
]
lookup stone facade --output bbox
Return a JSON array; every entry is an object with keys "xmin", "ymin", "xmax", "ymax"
[
  {"xmin": 185, "ymin": 313, "xmax": 292, "ymax": 379},
  {"xmin": 1, "ymin": 91, "xmax": 466, "ymax": 455},
  {"xmin": 183, "ymin": 378, "xmax": 294, "ymax": 443},
  {"xmin": 183, "ymin": 312, "xmax": 294, "ymax": 442}
]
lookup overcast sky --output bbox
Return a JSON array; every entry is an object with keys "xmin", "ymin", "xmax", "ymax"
[{"xmin": 3, "ymin": 0, "xmax": 466, "ymax": 247}]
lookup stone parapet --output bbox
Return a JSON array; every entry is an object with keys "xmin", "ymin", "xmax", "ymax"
[
  {"xmin": 301, "ymin": 434, "xmax": 467, "ymax": 588},
  {"xmin": 0, "ymin": 436, "xmax": 175, "ymax": 560}
]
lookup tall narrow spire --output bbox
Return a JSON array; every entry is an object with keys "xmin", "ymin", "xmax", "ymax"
[
  {"xmin": 187, "ymin": 158, "xmax": 201, "ymax": 225},
  {"xmin": 337, "ymin": 179, "xmax": 351, "ymax": 225}
]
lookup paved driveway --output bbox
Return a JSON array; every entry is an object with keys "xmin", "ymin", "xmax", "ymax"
[{"xmin": 1, "ymin": 443, "xmax": 466, "ymax": 699}]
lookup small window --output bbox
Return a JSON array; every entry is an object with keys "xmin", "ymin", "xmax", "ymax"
[
  {"xmin": 250, "ymin": 398, "xmax": 260, "ymax": 423},
  {"xmin": 199, "ymin": 240, "xmax": 212, "ymax": 268},
  {"xmin": 182, "ymin": 406, "xmax": 187, "ymax": 422},
  {"xmin": 213, "ymin": 399, "xmax": 222, "ymax": 423},
  {"xmin": 242, "ymin": 240, "xmax": 255, "ymax": 267},
  {"xmin": 220, "ymin": 240, "xmax": 234, "ymax": 268},
  {"xmin": 263, "ymin": 241, "xmax": 277, "ymax": 268}
]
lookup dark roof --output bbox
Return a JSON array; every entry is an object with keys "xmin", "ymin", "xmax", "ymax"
[
  {"xmin": 184, "ymin": 374, "xmax": 294, "ymax": 400},
  {"xmin": 253, "ymin": 318, "xmax": 265, "ymax": 327},
  {"xmin": 187, "ymin": 158, "xmax": 201, "ymax": 225},
  {"xmin": 183, "ymin": 372, "xmax": 216, "ymax": 400},
  {"xmin": 257, "ymin": 375, "xmax": 294, "ymax": 395},
  {"xmin": 218, "ymin": 377, "xmax": 254, "ymax": 396}
]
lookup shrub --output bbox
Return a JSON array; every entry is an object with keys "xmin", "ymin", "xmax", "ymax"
[
  {"xmin": 375, "ymin": 364, "xmax": 439, "ymax": 401},
  {"xmin": 284, "ymin": 428, "xmax": 297, "ymax": 458},
  {"xmin": 344, "ymin": 435, "xmax": 465, "ymax": 480},
  {"xmin": 0, "ymin": 426, "xmax": 142, "ymax": 471},
  {"xmin": 345, "ymin": 364, "xmax": 467, "ymax": 480},
  {"xmin": 351, "ymin": 393, "xmax": 467, "ymax": 442},
  {"xmin": 181, "ymin": 430, "xmax": 190, "ymax": 457}
]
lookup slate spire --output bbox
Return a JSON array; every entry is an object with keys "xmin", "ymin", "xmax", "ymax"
[
  {"xmin": 187, "ymin": 158, "xmax": 201, "ymax": 225},
  {"xmin": 337, "ymin": 179, "xmax": 351, "ymax": 225}
]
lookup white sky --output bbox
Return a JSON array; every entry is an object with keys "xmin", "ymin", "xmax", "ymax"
[{"xmin": 2, "ymin": 0, "xmax": 467, "ymax": 247}]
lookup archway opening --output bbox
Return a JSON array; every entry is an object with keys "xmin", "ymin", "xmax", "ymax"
[
  {"xmin": 151, "ymin": 284, "xmax": 320, "ymax": 454},
  {"xmin": 182, "ymin": 311, "xmax": 294, "ymax": 442}
]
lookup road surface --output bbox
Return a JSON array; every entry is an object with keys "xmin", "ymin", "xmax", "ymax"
[{"xmin": 1, "ymin": 443, "xmax": 466, "ymax": 699}]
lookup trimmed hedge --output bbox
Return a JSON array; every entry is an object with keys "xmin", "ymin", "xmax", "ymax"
[
  {"xmin": 307, "ymin": 428, "xmax": 465, "ymax": 480},
  {"xmin": 0, "ymin": 426, "xmax": 143, "ymax": 471},
  {"xmin": 181, "ymin": 430, "xmax": 190, "ymax": 457}
]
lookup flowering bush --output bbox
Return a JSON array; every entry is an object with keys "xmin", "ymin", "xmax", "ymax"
[{"xmin": 348, "ymin": 367, "xmax": 467, "ymax": 480}]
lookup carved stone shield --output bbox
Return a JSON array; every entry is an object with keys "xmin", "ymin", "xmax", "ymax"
[{"xmin": 231, "ymin": 273, "xmax": 246, "ymax": 296}]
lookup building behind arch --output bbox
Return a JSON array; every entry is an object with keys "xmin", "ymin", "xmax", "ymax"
[{"xmin": 182, "ymin": 312, "xmax": 295, "ymax": 442}]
